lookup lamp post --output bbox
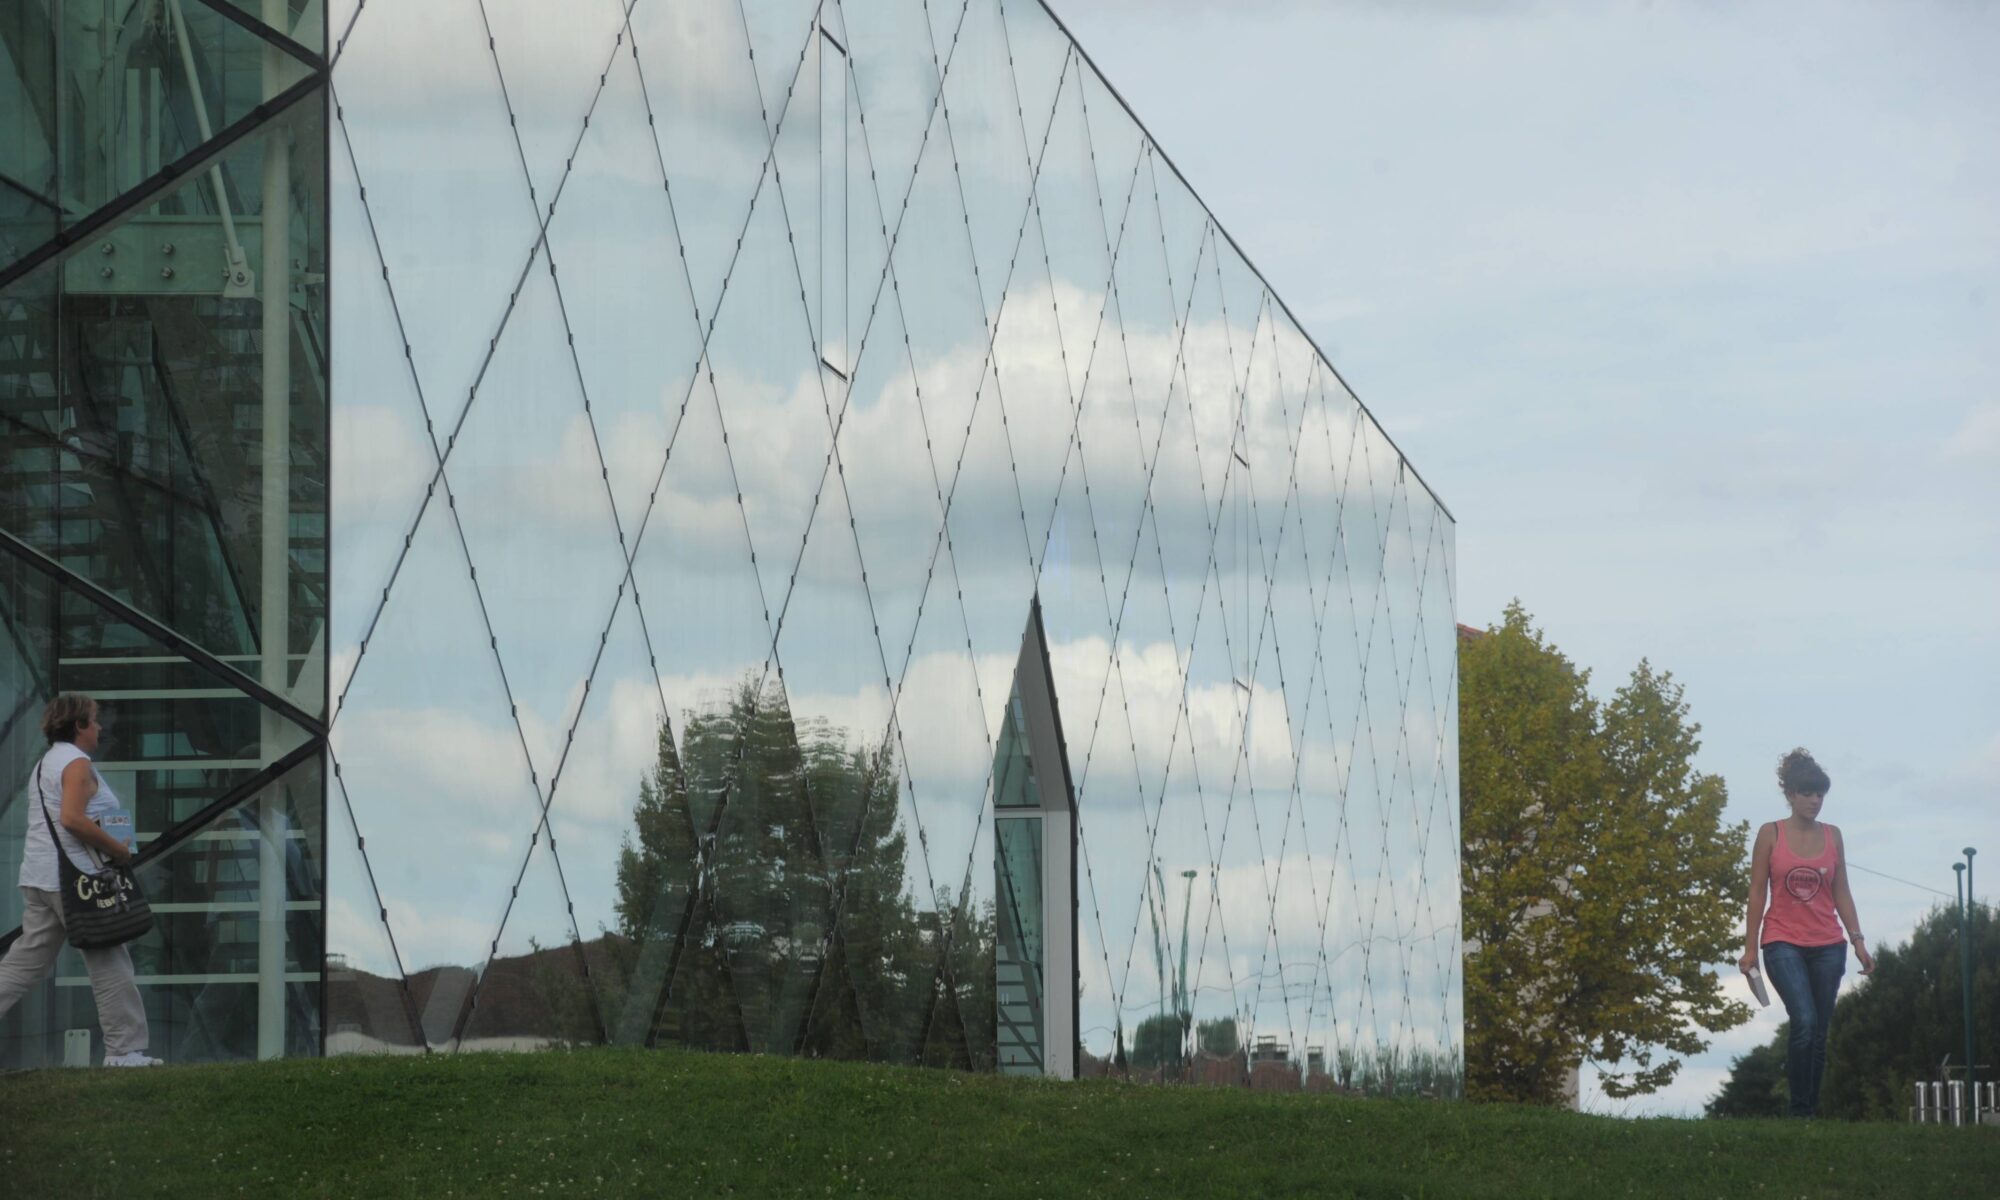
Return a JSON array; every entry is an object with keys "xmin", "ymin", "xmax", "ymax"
[{"xmin": 1961, "ymin": 849, "xmax": 1978, "ymax": 1113}]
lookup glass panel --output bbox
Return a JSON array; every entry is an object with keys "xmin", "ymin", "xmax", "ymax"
[
  {"xmin": 1151, "ymin": 162, "xmax": 1209, "ymax": 336},
  {"xmin": 944, "ymin": 379, "xmax": 1039, "ymax": 744},
  {"xmin": 532, "ymin": 590, "xmax": 666, "ymax": 1046},
  {"xmin": 201, "ymin": 0, "xmax": 328, "ymax": 58},
  {"xmin": 890, "ymin": 568, "xmax": 990, "ymax": 889},
  {"xmin": 771, "ymin": 10, "xmax": 822, "ymax": 366},
  {"xmin": 938, "ymin": 0, "xmax": 1033, "ymax": 324},
  {"xmin": 0, "ymin": 3, "xmax": 58, "ymax": 270},
  {"xmin": 841, "ymin": 0, "xmax": 942, "ymax": 235},
  {"xmin": 738, "ymin": 0, "xmax": 819, "ymax": 135},
  {"xmin": 541, "ymin": 32, "xmax": 705, "ymax": 543},
  {"xmin": 840, "ymin": 65, "xmax": 990, "ymax": 675},
  {"xmin": 993, "ymin": 813, "xmax": 1041, "ymax": 1074},
  {"xmin": 442, "ymin": 239, "xmax": 629, "ymax": 770},
  {"xmin": 324, "ymin": 768, "xmax": 421, "ymax": 1053},
  {"xmin": 1244, "ymin": 307, "xmax": 1297, "ymax": 587},
  {"xmin": 1, "ymin": 748, "xmax": 324, "ymax": 1067},
  {"xmin": 1076, "ymin": 64, "xmax": 1143, "ymax": 250},
  {"xmin": 991, "ymin": 211, "xmax": 1067, "ymax": 567},
  {"xmin": 767, "ymin": 481, "xmax": 891, "ymax": 1053},
  {"xmin": 1032, "ymin": 57, "xmax": 1114, "ymax": 407},
  {"xmin": 703, "ymin": 169, "xmax": 836, "ymax": 614},
  {"xmin": 0, "ymin": 259, "xmax": 61, "ymax": 543},
  {"xmin": 50, "ymin": 1, "xmax": 309, "ymax": 220},
  {"xmin": 817, "ymin": 26, "xmax": 848, "ymax": 373},
  {"xmin": 1178, "ymin": 227, "xmax": 1234, "ymax": 577},
  {"xmin": 997, "ymin": 0, "xmax": 1068, "ymax": 160},
  {"xmin": 325, "ymin": 124, "xmax": 433, "ymax": 711},
  {"xmin": 332, "ymin": 0, "xmax": 531, "ymax": 433},
  {"xmin": 483, "ymin": 0, "xmax": 628, "ymax": 206},
  {"xmin": 1150, "ymin": 699, "xmax": 1208, "ymax": 1077},
  {"xmin": 629, "ymin": 368, "xmax": 776, "ymax": 765},
  {"xmin": 805, "ymin": 746, "xmax": 926, "ymax": 1062},
  {"xmin": 0, "ymin": 561, "xmax": 314, "ymax": 966},
  {"xmin": 631, "ymin": 0, "xmax": 779, "ymax": 325},
  {"xmin": 324, "ymin": 493, "xmax": 542, "ymax": 1050},
  {"xmin": 695, "ymin": 679, "xmax": 824, "ymax": 1055},
  {"xmin": 837, "ymin": 295, "xmax": 943, "ymax": 681},
  {"xmin": 133, "ymin": 750, "xmax": 323, "ymax": 1062},
  {"xmin": 457, "ymin": 833, "xmax": 599, "ymax": 1050},
  {"xmin": 9, "ymin": 95, "xmax": 329, "ymax": 707}
]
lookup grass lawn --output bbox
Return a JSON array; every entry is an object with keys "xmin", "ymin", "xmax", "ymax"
[{"xmin": 2, "ymin": 1048, "xmax": 1994, "ymax": 1198}]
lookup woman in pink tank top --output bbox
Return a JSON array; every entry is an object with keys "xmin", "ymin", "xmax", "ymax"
[{"xmin": 1739, "ymin": 749, "xmax": 1874, "ymax": 1117}]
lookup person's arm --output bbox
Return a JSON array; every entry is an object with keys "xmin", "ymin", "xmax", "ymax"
[
  {"xmin": 1830, "ymin": 826, "xmax": 1874, "ymax": 974},
  {"xmin": 58, "ymin": 759, "xmax": 132, "ymax": 867},
  {"xmin": 1739, "ymin": 823, "xmax": 1773, "ymax": 974}
]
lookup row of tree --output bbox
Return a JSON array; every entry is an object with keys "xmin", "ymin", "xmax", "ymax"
[{"xmin": 1708, "ymin": 903, "xmax": 1999, "ymax": 1119}]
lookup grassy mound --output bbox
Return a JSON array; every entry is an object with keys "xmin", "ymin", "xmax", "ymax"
[{"xmin": 2, "ymin": 1048, "xmax": 1993, "ymax": 1198}]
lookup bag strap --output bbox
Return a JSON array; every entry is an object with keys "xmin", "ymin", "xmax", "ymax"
[{"xmin": 35, "ymin": 751, "xmax": 107, "ymax": 875}]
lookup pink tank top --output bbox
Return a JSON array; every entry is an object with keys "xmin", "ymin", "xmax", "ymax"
[{"xmin": 1761, "ymin": 821, "xmax": 1844, "ymax": 947}]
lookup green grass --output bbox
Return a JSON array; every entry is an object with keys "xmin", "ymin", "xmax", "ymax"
[{"xmin": 2, "ymin": 1049, "xmax": 1994, "ymax": 1199}]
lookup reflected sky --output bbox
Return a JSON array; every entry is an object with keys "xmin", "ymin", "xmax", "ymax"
[{"xmin": 322, "ymin": 0, "xmax": 1456, "ymax": 1075}]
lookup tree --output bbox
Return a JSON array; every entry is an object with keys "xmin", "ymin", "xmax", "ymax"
[
  {"xmin": 1129, "ymin": 1012, "xmax": 1184, "ymax": 1071},
  {"xmin": 1710, "ymin": 903, "xmax": 2000, "ymax": 1120},
  {"xmin": 606, "ymin": 677, "xmax": 995, "ymax": 1064},
  {"xmin": 1705, "ymin": 1034, "xmax": 1788, "ymax": 1118},
  {"xmin": 1197, "ymin": 1017, "xmax": 1240, "ymax": 1058},
  {"xmin": 1461, "ymin": 602, "xmax": 1750, "ymax": 1103}
]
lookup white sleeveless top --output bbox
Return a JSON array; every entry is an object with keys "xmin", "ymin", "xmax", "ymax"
[{"xmin": 19, "ymin": 743, "xmax": 122, "ymax": 891}]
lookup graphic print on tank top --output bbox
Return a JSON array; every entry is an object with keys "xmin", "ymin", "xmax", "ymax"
[{"xmin": 1784, "ymin": 865, "xmax": 1829, "ymax": 903}]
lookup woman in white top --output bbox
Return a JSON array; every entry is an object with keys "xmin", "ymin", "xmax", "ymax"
[{"xmin": 0, "ymin": 692, "xmax": 158, "ymax": 1066}]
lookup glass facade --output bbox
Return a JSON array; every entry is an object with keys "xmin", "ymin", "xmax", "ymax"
[
  {"xmin": 1, "ymin": 0, "xmax": 329, "ymax": 1066},
  {"xmin": 5, "ymin": 0, "xmax": 1457, "ymax": 1093}
]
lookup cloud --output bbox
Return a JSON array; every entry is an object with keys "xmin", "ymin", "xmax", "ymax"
[{"xmin": 1942, "ymin": 401, "xmax": 2000, "ymax": 464}]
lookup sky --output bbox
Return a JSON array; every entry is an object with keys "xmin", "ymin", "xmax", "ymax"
[{"xmin": 1056, "ymin": 0, "xmax": 2000, "ymax": 1115}]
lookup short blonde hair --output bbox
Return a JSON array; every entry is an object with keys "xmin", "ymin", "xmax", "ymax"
[{"xmin": 41, "ymin": 693, "xmax": 97, "ymax": 745}]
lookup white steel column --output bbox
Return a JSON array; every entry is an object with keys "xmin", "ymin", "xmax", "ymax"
[
  {"xmin": 255, "ymin": 0, "xmax": 294, "ymax": 1060},
  {"xmin": 1042, "ymin": 809, "xmax": 1074, "ymax": 1080}
]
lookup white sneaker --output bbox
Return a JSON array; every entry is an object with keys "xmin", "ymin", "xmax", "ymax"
[{"xmin": 103, "ymin": 1052, "xmax": 163, "ymax": 1068}]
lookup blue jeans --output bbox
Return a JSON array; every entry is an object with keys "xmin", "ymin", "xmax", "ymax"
[{"xmin": 1763, "ymin": 941, "xmax": 1845, "ymax": 1117}]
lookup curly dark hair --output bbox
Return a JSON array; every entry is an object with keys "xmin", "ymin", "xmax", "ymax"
[{"xmin": 1777, "ymin": 747, "xmax": 1831, "ymax": 797}]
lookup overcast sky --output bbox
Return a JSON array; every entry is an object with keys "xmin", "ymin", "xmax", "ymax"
[{"xmin": 1056, "ymin": 0, "xmax": 2000, "ymax": 1115}]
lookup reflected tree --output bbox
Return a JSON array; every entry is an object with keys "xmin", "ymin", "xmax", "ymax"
[{"xmin": 609, "ymin": 677, "xmax": 995, "ymax": 1067}]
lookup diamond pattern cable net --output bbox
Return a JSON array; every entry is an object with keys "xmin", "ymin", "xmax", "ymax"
[{"xmin": 318, "ymin": 0, "xmax": 1459, "ymax": 1092}]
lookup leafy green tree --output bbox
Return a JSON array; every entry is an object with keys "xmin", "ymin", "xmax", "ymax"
[
  {"xmin": 1710, "ymin": 903, "xmax": 2000, "ymax": 1120},
  {"xmin": 1461, "ymin": 602, "xmax": 1750, "ymax": 1103},
  {"xmin": 1706, "ymin": 1035, "xmax": 1788, "ymax": 1118}
]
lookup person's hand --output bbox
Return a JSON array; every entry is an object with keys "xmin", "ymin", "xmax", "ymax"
[
  {"xmin": 107, "ymin": 842, "xmax": 133, "ymax": 868},
  {"xmin": 1855, "ymin": 940, "xmax": 1875, "ymax": 975},
  {"xmin": 1738, "ymin": 949, "xmax": 1760, "ymax": 975}
]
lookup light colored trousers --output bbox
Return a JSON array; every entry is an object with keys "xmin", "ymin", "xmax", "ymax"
[{"xmin": 0, "ymin": 886, "xmax": 150, "ymax": 1058}]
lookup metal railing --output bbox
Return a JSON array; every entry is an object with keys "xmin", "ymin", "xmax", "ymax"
[{"xmin": 1910, "ymin": 1075, "xmax": 1996, "ymax": 1126}]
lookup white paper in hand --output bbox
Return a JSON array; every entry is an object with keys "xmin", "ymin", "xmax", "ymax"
[{"xmin": 1745, "ymin": 967, "xmax": 1770, "ymax": 1008}]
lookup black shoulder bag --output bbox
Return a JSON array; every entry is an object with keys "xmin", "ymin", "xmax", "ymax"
[{"xmin": 36, "ymin": 756, "xmax": 153, "ymax": 950}]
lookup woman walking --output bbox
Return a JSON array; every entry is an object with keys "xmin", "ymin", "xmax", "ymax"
[
  {"xmin": 1738, "ymin": 748, "xmax": 1872, "ymax": 1117},
  {"xmin": 0, "ymin": 693, "xmax": 159, "ymax": 1066}
]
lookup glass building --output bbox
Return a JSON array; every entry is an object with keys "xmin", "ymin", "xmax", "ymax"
[{"xmin": 2, "ymin": 1, "xmax": 1459, "ymax": 1092}]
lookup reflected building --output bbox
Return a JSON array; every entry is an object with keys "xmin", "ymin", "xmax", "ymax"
[{"xmin": 2, "ymin": 1, "xmax": 1460, "ymax": 1092}]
